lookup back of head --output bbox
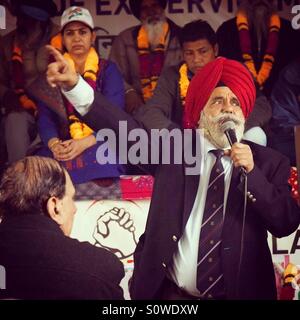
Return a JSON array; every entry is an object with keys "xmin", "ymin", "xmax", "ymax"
[
  {"xmin": 180, "ymin": 19, "xmax": 217, "ymax": 47},
  {"xmin": 0, "ymin": 156, "xmax": 66, "ymax": 220}
]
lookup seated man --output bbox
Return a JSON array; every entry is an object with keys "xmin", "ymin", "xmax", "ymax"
[
  {"xmin": 109, "ymin": 0, "xmax": 182, "ymax": 114},
  {"xmin": 135, "ymin": 19, "xmax": 271, "ymax": 146},
  {"xmin": 46, "ymin": 48, "xmax": 300, "ymax": 300},
  {"xmin": 0, "ymin": 156, "xmax": 124, "ymax": 299},
  {"xmin": 269, "ymin": 60, "xmax": 300, "ymax": 166},
  {"xmin": 216, "ymin": 0, "xmax": 300, "ymax": 97}
]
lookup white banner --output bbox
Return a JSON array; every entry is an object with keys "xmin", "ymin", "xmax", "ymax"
[
  {"xmin": 51, "ymin": 0, "xmax": 300, "ymax": 58},
  {"xmin": 72, "ymin": 197, "xmax": 300, "ymax": 299},
  {"xmin": 0, "ymin": 0, "xmax": 299, "ymax": 58}
]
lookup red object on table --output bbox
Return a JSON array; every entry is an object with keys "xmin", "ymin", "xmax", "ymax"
[{"xmin": 120, "ymin": 175, "xmax": 154, "ymax": 200}]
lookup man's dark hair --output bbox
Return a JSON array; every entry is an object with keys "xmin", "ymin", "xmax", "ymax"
[
  {"xmin": 180, "ymin": 20, "xmax": 217, "ymax": 47},
  {"xmin": 0, "ymin": 156, "xmax": 66, "ymax": 219}
]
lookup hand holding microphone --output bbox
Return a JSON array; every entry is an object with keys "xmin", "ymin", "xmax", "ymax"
[{"xmin": 221, "ymin": 121, "xmax": 254, "ymax": 174}]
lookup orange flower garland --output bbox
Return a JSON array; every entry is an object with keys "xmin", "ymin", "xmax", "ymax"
[
  {"xmin": 63, "ymin": 47, "xmax": 98, "ymax": 139},
  {"xmin": 11, "ymin": 42, "xmax": 38, "ymax": 114},
  {"xmin": 50, "ymin": 33, "xmax": 63, "ymax": 52},
  {"xmin": 63, "ymin": 47, "xmax": 99, "ymax": 82},
  {"xmin": 179, "ymin": 63, "xmax": 190, "ymax": 106},
  {"xmin": 50, "ymin": 34, "xmax": 96, "ymax": 139},
  {"xmin": 236, "ymin": 10, "xmax": 280, "ymax": 88},
  {"xmin": 137, "ymin": 22, "xmax": 169, "ymax": 101},
  {"xmin": 137, "ymin": 22, "xmax": 169, "ymax": 50},
  {"xmin": 68, "ymin": 115, "xmax": 93, "ymax": 140}
]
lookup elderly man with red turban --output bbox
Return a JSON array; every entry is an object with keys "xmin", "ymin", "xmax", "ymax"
[
  {"xmin": 46, "ymin": 50, "xmax": 300, "ymax": 300},
  {"xmin": 183, "ymin": 57, "xmax": 256, "ymax": 172}
]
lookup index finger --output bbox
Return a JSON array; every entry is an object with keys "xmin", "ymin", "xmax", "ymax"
[{"xmin": 45, "ymin": 45, "xmax": 66, "ymax": 64}]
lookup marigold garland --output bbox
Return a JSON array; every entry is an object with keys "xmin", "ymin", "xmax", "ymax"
[
  {"xmin": 11, "ymin": 41, "xmax": 38, "ymax": 114},
  {"xmin": 179, "ymin": 63, "xmax": 190, "ymax": 106},
  {"xmin": 68, "ymin": 115, "xmax": 93, "ymax": 139},
  {"xmin": 50, "ymin": 34, "xmax": 97, "ymax": 139},
  {"xmin": 137, "ymin": 22, "xmax": 169, "ymax": 101},
  {"xmin": 236, "ymin": 10, "xmax": 280, "ymax": 88},
  {"xmin": 63, "ymin": 47, "xmax": 98, "ymax": 82},
  {"xmin": 50, "ymin": 33, "xmax": 63, "ymax": 52},
  {"xmin": 63, "ymin": 47, "xmax": 98, "ymax": 139}
]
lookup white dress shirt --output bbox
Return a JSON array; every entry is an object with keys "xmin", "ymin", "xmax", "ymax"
[
  {"xmin": 62, "ymin": 76, "xmax": 94, "ymax": 116},
  {"xmin": 168, "ymin": 136, "xmax": 233, "ymax": 297}
]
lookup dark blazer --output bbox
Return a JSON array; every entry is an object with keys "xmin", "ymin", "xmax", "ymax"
[
  {"xmin": 0, "ymin": 214, "xmax": 125, "ymax": 300},
  {"xmin": 82, "ymin": 94, "xmax": 300, "ymax": 300},
  {"xmin": 269, "ymin": 59, "xmax": 300, "ymax": 166}
]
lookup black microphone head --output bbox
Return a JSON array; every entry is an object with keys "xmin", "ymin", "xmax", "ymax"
[
  {"xmin": 221, "ymin": 121, "xmax": 237, "ymax": 146},
  {"xmin": 220, "ymin": 120, "xmax": 235, "ymax": 133}
]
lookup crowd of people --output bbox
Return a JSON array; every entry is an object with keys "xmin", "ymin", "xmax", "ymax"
[
  {"xmin": 0, "ymin": 0, "xmax": 299, "ymax": 300},
  {"xmin": 0, "ymin": 0, "xmax": 300, "ymax": 174}
]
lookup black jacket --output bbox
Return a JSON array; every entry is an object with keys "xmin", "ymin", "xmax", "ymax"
[{"xmin": 0, "ymin": 214, "xmax": 125, "ymax": 299}]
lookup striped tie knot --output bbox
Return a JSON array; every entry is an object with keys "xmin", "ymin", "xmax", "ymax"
[{"xmin": 210, "ymin": 149, "xmax": 224, "ymax": 160}]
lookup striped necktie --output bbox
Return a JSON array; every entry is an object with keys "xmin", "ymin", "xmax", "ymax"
[{"xmin": 196, "ymin": 149, "xmax": 225, "ymax": 299}]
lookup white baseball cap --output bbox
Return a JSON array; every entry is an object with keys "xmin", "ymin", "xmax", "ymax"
[{"xmin": 61, "ymin": 6, "xmax": 94, "ymax": 30}]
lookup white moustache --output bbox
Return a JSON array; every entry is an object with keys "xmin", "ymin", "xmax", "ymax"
[{"xmin": 211, "ymin": 114, "xmax": 243, "ymax": 127}]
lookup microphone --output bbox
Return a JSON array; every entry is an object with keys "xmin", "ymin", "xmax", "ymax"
[
  {"xmin": 221, "ymin": 121, "xmax": 247, "ymax": 176},
  {"xmin": 221, "ymin": 121, "xmax": 237, "ymax": 146}
]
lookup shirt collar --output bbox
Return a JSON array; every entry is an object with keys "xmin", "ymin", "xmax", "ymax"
[{"xmin": 200, "ymin": 133, "xmax": 230, "ymax": 161}]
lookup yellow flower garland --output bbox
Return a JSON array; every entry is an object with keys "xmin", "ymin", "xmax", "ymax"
[
  {"xmin": 63, "ymin": 47, "xmax": 99, "ymax": 82},
  {"xmin": 63, "ymin": 48, "xmax": 98, "ymax": 139},
  {"xmin": 137, "ymin": 22, "xmax": 169, "ymax": 101},
  {"xmin": 179, "ymin": 63, "xmax": 190, "ymax": 106},
  {"xmin": 50, "ymin": 34, "xmax": 98, "ymax": 139},
  {"xmin": 237, "ymin": 10, "xmax": 280, "ymax": 88},
  {"xmin": 68, "ymin": 115, "xmax": 93, "ymax": 140}
]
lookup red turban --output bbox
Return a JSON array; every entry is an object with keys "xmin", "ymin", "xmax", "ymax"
[{"xmin": 183, "ymin": 57, "xmax": 256, "ymax": 129}]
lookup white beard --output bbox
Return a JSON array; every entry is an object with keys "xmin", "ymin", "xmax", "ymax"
[
  {"xmin": 143, "ymin": 15, "xmax": 166, "ymax": 48},
  {"xmin": 198, "ymin": 112, "xmax": 245, "ymax": 149}
]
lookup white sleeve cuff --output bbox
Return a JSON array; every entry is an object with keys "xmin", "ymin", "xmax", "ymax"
[{"xmin": 61, "ymin": 76, "xmax": 94, "ymax": 116}]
